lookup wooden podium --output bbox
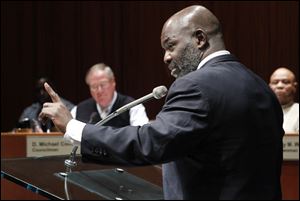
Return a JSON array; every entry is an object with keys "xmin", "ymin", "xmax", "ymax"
[{"xmin": 1, "ymin": 132, "xmax": 299, "ymax": 200}]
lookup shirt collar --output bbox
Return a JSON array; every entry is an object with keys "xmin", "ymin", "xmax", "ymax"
[{"xmin": 197, "ymin": 50, "xmax": 230, "ymax": 70}]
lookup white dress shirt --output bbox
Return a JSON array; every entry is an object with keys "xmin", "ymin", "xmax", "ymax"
[{"xmin": 282, "ymin": 102, "xmax": 299, "ymax": 133}]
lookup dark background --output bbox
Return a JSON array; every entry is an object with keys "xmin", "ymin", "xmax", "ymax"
[{"xmin": 1, "ymin": 1, "xmax": 299, "ymax": 131}]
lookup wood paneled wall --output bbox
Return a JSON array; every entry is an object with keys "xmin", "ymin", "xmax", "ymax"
[{"xmin": 1, "ymin": 1, "xmax": 298, "ymax": 131}]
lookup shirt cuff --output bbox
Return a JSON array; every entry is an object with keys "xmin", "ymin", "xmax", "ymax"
[{"xmin": 64, "ymin": 119, "xmax": 86, "ymax": 144}]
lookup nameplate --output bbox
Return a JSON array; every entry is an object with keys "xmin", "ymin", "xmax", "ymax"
[
  {"xmin": 283, "ymin": 134, "xmax": 299, "ymax": 160},
  {"xmin": 26, "ymin": 135, "xmax": 81, "ymax": 157}
]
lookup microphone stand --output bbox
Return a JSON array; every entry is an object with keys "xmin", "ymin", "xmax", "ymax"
[
  {"xmin": 62, "ymin": 113, "xmax": 112, "ymax": 200},
  {"xmin": 61, "ymin": 146, "xmax": 78, "ymax": 200}
]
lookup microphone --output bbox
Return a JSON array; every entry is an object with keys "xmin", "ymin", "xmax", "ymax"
[
  {"xmin": 63, "ymin": 86, "xmax": 167, "ymax": 174},
  {"xmin": 95, "ymin": 85, "xmax": 168, "ymax": 126}
]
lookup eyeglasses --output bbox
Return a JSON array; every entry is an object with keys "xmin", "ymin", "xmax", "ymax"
[{"xmin": 89, "ymin": 81, "xmax": 111, "ymax": 91}]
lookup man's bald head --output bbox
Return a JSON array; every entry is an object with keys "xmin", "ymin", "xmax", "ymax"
[
  {"xmin": 270, "ymin": 68, "xmax": 296, "ymax": 83},
  {"xmin": 269, "ymin": 67, "xmax": 298, "ymax": 105},
  {"xmin": 161, "ymin": 5, "xmax": 225, "ymax": 78},
  {"xmin": 161, "ymin": 5, "xmax": 223, "ymax": 48},
  {"xmin": 164, "ymin": 5, "xmax": 221, "ymax": 36}
]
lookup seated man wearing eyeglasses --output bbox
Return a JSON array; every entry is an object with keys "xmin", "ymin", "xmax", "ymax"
[{"xmin": 71, "ymin": 63, "xmax": 149, "ymax": 127}]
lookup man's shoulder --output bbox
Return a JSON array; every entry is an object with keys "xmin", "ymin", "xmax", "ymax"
[
  {"xmin": 24, "ymin": 102, "xmax": 41, "ymax": 111},
  {"xmin": 117, "ymin": 92, "xmax": 135, "ymax": 103},
  {"xmin": 19, "ymin": 102, "xmax": 41, "ymax": 120},
  {"xmin": 77, "ymin": 98, "xmax": 95, "ymax": 107}
]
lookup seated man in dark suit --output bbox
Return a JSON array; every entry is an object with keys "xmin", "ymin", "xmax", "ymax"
[
  {"xmin": 18, "ymin": 77, "xmax": 74, "ymax": 132},
  {"xmin": 71, "ymin": 63, "xmax": 149, "ymax": 126}
]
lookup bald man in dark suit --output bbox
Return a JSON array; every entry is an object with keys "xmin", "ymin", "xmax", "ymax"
[{"xmin": 40, "ymin": 5, "xmax": 284, "ymax": 200}]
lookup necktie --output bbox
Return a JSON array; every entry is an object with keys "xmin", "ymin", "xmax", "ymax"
[{"xmin": 100, "ymin": 109, "xmax": 108, "ymax": 119}]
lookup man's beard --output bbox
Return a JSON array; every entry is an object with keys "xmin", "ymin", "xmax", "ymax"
[{"xmin": 169, "ymin": 43, "xmax": 202, "ymax": 78}]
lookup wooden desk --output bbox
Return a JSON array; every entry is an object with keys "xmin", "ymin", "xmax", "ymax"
[
  {"xmin": 1, "ymin": 132, "xmax": 75, "ymax": 158},
  {"xmin": 281, "ymin": 133, "xmax": 299, "ymax": 200},
  {"xmin": 281, "ymin": 160, "xmax": 299, "ymax": 199}
]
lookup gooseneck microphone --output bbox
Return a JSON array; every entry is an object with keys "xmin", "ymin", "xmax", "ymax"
[
  {"xmin": 63, "ymin": 86, "xmax": 168, "ymax": 199},
  {"xmin": 95, "ymin": 85, "xmax": 168, "ymax": 126}
]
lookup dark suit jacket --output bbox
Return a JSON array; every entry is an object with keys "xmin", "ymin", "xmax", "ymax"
[{"xmin": 81, "ymin": 54, "xmax": 284, "ymax": 200}]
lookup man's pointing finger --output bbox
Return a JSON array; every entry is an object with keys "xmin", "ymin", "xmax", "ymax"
[{"xmin": 44, "ymin": 82, "xmax": 61, "ymax": 103}]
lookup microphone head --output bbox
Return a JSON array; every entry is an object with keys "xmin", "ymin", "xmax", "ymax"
[{"xmin": 153, "ymin": 85, "xmax": 168, "ymax": 99}]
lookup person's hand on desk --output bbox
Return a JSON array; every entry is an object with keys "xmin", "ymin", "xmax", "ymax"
[{"xmin": 38, "ymin": 82, "xmax": 73, "ymax": 133}]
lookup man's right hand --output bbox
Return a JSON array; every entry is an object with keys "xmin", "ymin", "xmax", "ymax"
[{"xmin": 38, "ymin": 82, "xmax": 73, "ymax": 133}]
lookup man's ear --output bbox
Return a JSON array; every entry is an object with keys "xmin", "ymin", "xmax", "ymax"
[
  {"xmin": 292, "ymin": 81, "xmax": 298, "ymax": 94},
  {"xmin": 293, "ymin": 81, "xmax": 298, "ymax": 88},
  {"xmin": 194, "ymin": 29, "xmax": 208, "ymax": 49},
  {"xmin": 112, "ymin": 79, "xmax": 116, "ymax": 89}
]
